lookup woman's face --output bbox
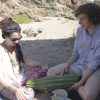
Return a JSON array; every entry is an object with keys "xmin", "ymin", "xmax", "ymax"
[
  {"xmin": 5, "ymin": 32, "xmax": 22, "ymax": 47},
  {"xmin": 77, "ymin": 13, "xmax": 94, "ymax": 30}
]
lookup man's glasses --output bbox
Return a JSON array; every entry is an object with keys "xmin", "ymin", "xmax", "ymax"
[{"xmin": 10, "ymin": 35, "xmax": 22, "ymax": 41}]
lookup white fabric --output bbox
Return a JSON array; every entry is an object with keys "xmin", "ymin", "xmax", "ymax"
[{"xmin": 0, "ymin": 45, "xmax": 23, "ymax": 84}]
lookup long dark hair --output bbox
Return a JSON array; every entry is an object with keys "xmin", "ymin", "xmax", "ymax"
[
  {"xmin": 16, "ymin": 44, "xmax": 24, "ymax": 70},
  {"xmin": 0, "ymin": 18, "xmax": 24, "ymax": 70}
]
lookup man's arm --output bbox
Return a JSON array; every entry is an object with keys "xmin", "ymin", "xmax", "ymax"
[
  {"xmin": 71, "ymin": 42, "xmax": 100, "ymax": 90},
  {"xmin": 79, "ymin": 68, "xmax": 94, "ymax": 85},
  {"xmin": 70, "ymin": 68, "xmax": 94, "ymax": 90},
  {"xmin": 64, "ymin": 55, "xmax": 78, "ymax": 72}
]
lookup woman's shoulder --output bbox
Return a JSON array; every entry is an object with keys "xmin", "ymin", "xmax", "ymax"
[
  {"xmin": 0, "ymin": 44, "xmax": 4, "ymax": 61},
  {"xmin": 0, "ymin": 43, "xmax": 4, "ymax": 48},
  {"xmin": 0, "ymin": 43, "xmax": 5, "ymax": 54},
  {"xmin": 0, "ymin": 44, "xmax": 3, "ymax": 49}
]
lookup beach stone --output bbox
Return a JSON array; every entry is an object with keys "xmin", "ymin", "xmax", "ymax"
[{"xmin": 51, "ymin": 89, "xmax": 72, "ymax": 100}]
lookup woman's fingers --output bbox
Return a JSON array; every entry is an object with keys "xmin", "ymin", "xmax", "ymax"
[{"xmin": 16, "ymin": 88, "xmax": 28, "ymax": 100}]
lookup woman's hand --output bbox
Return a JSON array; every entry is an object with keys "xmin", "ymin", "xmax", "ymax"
[{"xmin": 15, "ymin": 87, "xmax": 29, "ymax": 100}]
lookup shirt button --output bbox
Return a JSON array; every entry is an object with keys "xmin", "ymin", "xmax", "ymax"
[{"xmin": 91, "ymin": 48, "xmax": 94, "ymax": 50}]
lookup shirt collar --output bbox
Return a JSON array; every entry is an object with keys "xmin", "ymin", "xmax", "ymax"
[{"xmin": 85, "ymin": 24, "xmax": 100, "ymax": 36}]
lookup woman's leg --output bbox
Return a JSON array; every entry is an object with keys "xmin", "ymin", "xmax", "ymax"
[{"xmin": 78, "ymin": 69, "xmax": 100, "ymax": 100}]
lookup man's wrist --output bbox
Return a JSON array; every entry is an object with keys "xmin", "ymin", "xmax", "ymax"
[
  {"xmin": 78, "ymin": 79, "xmax": 85, "ymax": 85},
  {"xmin": 64, "ymin": 63, "xmax": 69, "ymax": 73}
]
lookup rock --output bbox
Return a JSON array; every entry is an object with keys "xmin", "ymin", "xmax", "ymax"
[
  {"xmin": 51, "ymin": 89, "xmax": 72, "ymax": 100},
  {"xmin": 0, "ymin": 0, "xmax": 85, "ymax": 18}
]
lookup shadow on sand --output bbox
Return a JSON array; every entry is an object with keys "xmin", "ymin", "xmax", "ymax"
[{"xmin": 19, "ymin": 37, "xmax": 75, "ymax": 67}]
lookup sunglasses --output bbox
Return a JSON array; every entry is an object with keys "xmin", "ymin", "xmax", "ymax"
[{"xmin": 10, "ymin": 35, "xmax": 22, "ymax": 41}]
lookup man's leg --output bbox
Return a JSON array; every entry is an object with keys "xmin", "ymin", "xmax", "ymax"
[
  {"xmin": 47, "ymin": 63, "xmax": 66, "ymax": 76},
  {"xmin": 78, "ymin": 69, "xmax": 100, "ymax": 100}
]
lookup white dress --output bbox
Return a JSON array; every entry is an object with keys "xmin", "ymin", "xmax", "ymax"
[
  {"xmin": 0, "ymin": 45, "xmax": 35, "ymax": 100},
  {"xmin": 0, "ymin": 45, "xmax": 23, "ymax": 90}
]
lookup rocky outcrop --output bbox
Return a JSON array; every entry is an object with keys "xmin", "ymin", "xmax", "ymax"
[{"xmin": 0, "ymin": 0, "xmax": 88, "ymax": 18}]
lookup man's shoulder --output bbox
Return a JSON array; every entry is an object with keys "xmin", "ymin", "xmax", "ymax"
[
  {"xmin": 76, "ymin": 26, "xmax": 84, "ymax": 37},
  {"xmin": 77, "ymin": 26, "xmax": 84, "ymax": 32}
]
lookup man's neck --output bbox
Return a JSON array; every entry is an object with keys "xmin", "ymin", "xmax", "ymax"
[{"xmin": 86, "ymin": 25, "xmax": 95, "ymax": 34}]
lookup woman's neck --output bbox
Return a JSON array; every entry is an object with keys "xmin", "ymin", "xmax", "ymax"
[{"xmin": 3, "ymin": 41, "xmax": 16, "ymax": 53}]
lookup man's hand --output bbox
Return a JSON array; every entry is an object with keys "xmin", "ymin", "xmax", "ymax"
[
  {"xmin": 63, "ymin": 63, "xmax": 69, "ymax": 74},
  {"xmin": 70, "ymin": 81, "xmax": 83, "ymax": 90}
]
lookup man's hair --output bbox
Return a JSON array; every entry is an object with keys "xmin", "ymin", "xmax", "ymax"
[{"xmin": 74, "ymin": 3, "xmax": 100, "ymax": 24}]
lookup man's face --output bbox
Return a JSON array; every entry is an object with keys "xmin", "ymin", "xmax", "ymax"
[{"xmin": 77, "ymin": 13, "xmax": 93, "ymax": 30}]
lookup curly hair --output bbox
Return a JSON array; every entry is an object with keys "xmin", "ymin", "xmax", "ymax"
[{"xmin": 74, "ymin": 3, "xmax": 100, "ymax": 25}]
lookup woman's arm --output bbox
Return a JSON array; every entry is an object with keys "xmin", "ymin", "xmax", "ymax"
[
  {"xmin": 0, "ymin": 56, "xmax": 28, "ymax": 100},
  {"xmin": 0, "ymin": 74, "xmax": 29, "ymax": 100},
  {"xmin": 0, "ymin": 56, "xmax": 10, "ymax": 88}
]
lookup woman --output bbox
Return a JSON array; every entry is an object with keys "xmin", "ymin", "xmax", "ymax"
[
  {"xmin": 0, "ymin": 18, "xmax": 48, "ymax": 100},
  {"xmin": 47, "ymin": 3, "xmax": 100, "ymax": 100}
]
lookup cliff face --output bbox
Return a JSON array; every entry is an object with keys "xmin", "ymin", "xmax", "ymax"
[{"xmin": 0, "ymin": 0, "xmax": 89, "ymax": 18}]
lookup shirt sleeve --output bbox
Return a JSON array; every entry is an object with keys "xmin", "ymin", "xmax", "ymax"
[
  {"xmin": 87, "ymin": 42, "xmax": 100, "ymax": 70},
  {"xmin": 72, "ymin": 28, "xmax": 80, "ymax": 57}
]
